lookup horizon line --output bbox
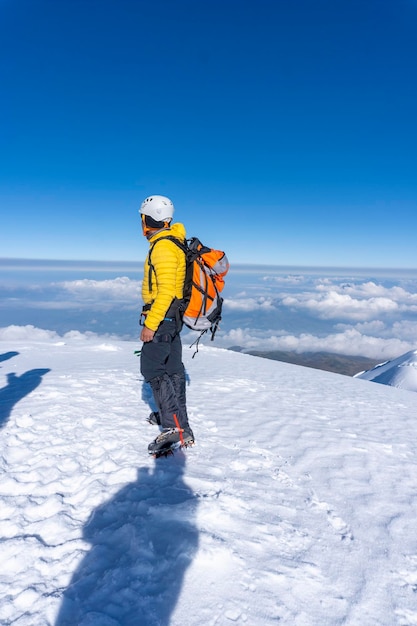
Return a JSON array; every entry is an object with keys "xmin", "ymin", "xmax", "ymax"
[{"xmin": 1, "ymin": 257, "xmax": 417, "ymax": 273}]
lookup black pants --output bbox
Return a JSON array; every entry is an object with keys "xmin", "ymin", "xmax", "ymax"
[{"xmin": 140, "ymin": 320, "xmax": 190, "ymax": 431}]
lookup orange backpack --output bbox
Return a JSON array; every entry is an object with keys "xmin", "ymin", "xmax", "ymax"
[{"xmin": 148, "ymin": 236, "xmax": 229, "ymax": 349}]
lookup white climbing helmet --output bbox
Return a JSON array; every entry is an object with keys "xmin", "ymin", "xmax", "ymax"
[{"xmin": 139, "ymin": 195, "xmax": 174, "ymax": 222}]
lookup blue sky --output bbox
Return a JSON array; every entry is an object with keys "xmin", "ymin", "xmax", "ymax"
[{"xmin": 1, "ymin": 0, "xmax": 416, "ymax": 267}]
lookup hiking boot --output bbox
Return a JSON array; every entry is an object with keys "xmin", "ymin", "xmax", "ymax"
[
  {"xmin": 148, "ymin": 427, "xmax": 195, "ymax": 455},
  {"xmin": 147, "ymin": 411, "xmax": 161, "ymax": 425}
]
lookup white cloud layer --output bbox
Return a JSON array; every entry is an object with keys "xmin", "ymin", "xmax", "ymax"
[
  {"xmin": 217, "ymin": 326, "xmax": 414, "ymax": 360},
  {"xmin": 281, "ymin": 291, "xmax": 399, "ymax": 321},
  {"xmin": 223, "ymin": 297, "xmax": 274, "ymax": 311},
  {"xmin": 0, "ymin": 325, "xmax": 118, "ymax": 343},
  {"xmin": 2, "ymin": 268, "xmax": 416, "ymax": 361},
  {"xmin": 59, "ymin": 277, "xmax": 141, "ymax": 300}
]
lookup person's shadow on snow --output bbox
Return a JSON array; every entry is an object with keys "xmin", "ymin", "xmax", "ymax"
[
  {"xmin": 55, "ymin": 452, "xmax": 199, "ymax": 626},
  {"xmin": 0, "ymin": 367, "xmax": 51, "ymax": 429},
  {"xmin": 0, "ymin": 351, "xmax": 19, "ymax": 364}
]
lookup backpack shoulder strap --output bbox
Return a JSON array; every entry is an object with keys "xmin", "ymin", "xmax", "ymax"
[{"xmin": 147, "ymin": 235, "xmax": 188, "ymax": 291}]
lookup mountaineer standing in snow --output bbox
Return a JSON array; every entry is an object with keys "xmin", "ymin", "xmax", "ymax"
[{"xmin": 139, "ymin": 195, "xmax": 194, "ymax": 455}]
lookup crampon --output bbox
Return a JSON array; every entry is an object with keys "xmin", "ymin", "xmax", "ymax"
[{"xmin": 148, "ymin": 427, "xmax": 194, "ymax": 458}]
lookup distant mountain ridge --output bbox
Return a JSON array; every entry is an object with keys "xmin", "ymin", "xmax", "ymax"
[
  {"xmin": 227, "ymin": 347, "xmax": 417, "ymax": 393},
  {"xmin": 227, "ymin": 347, "xmax": 380, "ymax": 377},
  {"xmin": 355, "ymin": 349, "xmax": 417, "ymax": 393}
]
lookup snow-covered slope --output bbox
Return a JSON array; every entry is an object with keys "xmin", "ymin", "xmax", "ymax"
[
  {"xmin": 356, "ymin": 349, "xmax": 417, "ymax": 392},
  {"xmin": 1, "ymin": 331, "xmax": 417, "ymax": 626}
]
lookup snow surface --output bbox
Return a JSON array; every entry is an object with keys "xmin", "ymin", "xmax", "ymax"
[
  {"xmin": 1, "ymin": 331, "xmax": 417, "ymax": 626},
  {"xmin": 356, "ymin": 349, "xmax": 417, "ymax": 393}
]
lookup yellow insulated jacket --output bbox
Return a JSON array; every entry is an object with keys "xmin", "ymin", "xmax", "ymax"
[{"xmin": 142, "ymin": 222, "xmax": 187, "ymax": 332}]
